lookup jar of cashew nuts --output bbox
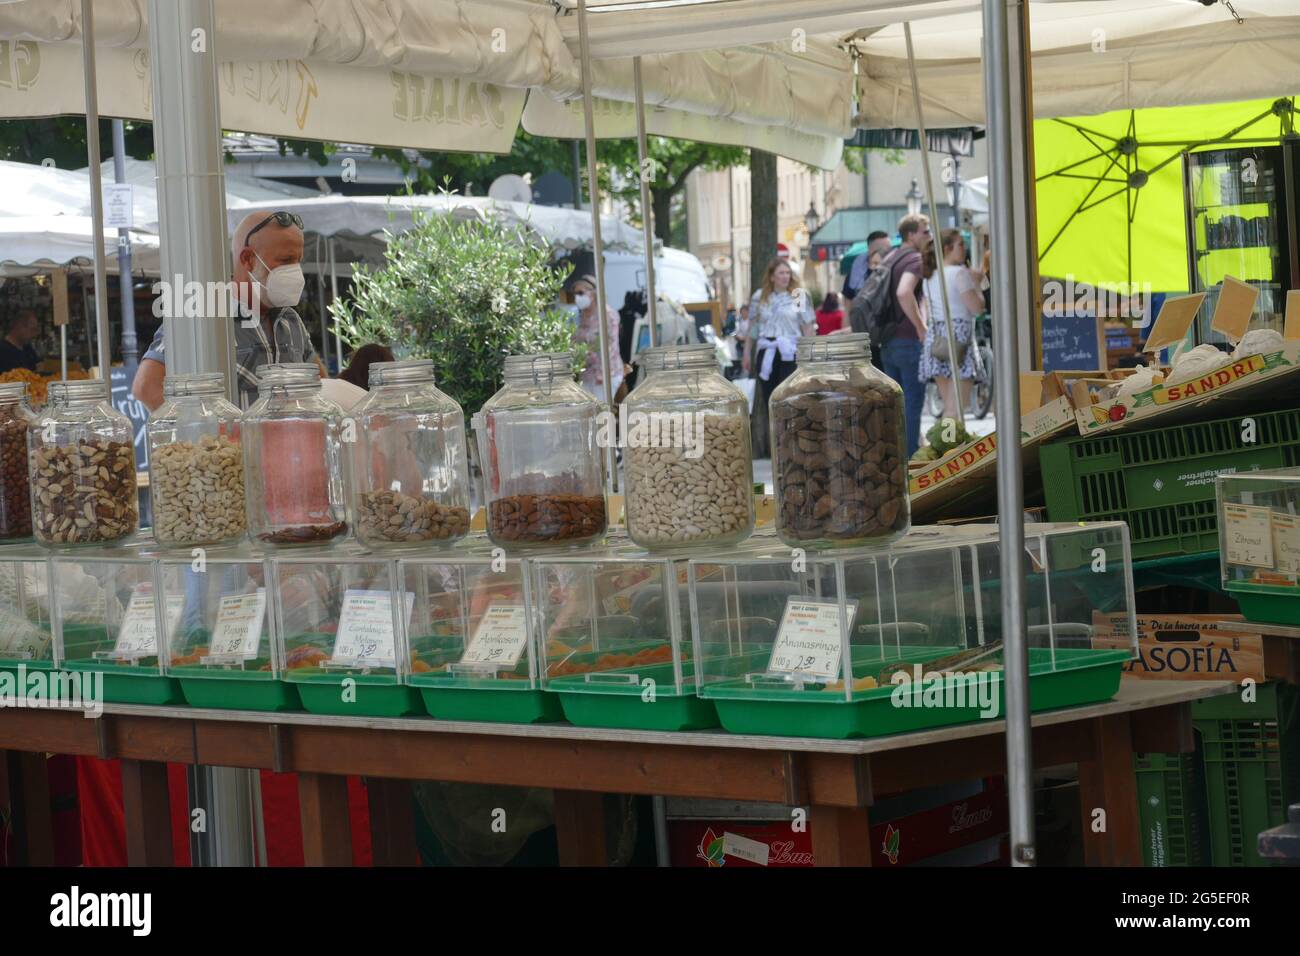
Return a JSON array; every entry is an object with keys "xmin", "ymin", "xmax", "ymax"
[
  {"xmin": 146, "ymin": 373, "xmax": 247, "ymax": 549},
  {"xmin": 623, "ymin": 343, "xmax": 754, "ymax": 551},
  {"xmin": 29, "ymin": 380, "xmax": 139, "ymax": 548}
]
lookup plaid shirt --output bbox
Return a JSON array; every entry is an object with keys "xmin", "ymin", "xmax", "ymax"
[{"xmin": 142, "ymin": 307, "xmax": 320, "ymax": 410}]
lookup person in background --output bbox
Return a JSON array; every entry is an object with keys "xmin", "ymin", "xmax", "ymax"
[
  {"xmin": 0, "ymin": 309, "xmax": 40, "ymax": 373},
  {"xmin": 842, "ymin": 230, "xmax": 894, "ymax": 301},
  {"xmin": 881, "ymin": 213, "xmax": 931, "ymax": 456},
  {"xmin": 132, "ymin": 210, "xmax": 325, "ymax": 412},
  {"xmin": 743, "ymin": 258, "xmax": 815, "ymax": 406},
  {"xmin": 570, "ymin": 274, "xmax": 628, "ymax": 403},
  {"xmin": 338, "ymin": 344, "xmax": 395, "ymax": 391},
  {"xmin": 815, "ymin": 292, "xmax": 845, "ymax": 336},
  {"xmin": 919, "ymin": 229, "xmax": 984, "ymax": 422}
]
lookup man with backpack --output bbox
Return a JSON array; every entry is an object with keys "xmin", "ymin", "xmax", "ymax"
[{"xmin": 848, "ymin": 213, "xmax": 931, "ymax": 456}]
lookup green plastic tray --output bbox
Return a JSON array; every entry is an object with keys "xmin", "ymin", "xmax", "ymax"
[
  {"xmin": 174, "ymin": 667, "xmax": 302, "ymax": 712},
  {"xmin": 705, "ymin": 647, "xmax": 1130, "ymax": 739},
  {"xmin": 416, "ymin": 679, "xmax": 563, "ymax": 723},
  {"xmin": 288, "ymin": 669, "xmax": 423, "ymax": 717},
  {"xmin": 1224, "ymin": 581, "xmax": 1300, "ymax": 627},
  {"xmin": 63, "ymin": 659, "xmax": 185, "ymax": 705}
]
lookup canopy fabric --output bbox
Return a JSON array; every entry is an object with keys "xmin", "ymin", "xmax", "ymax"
[
  {"xmin": 857, "ymin": 1, "xmax": 1300, "ymax": 127},
  {"xmin": 0, "ymin": 215, "xmax": 160, "ymax": 276}
]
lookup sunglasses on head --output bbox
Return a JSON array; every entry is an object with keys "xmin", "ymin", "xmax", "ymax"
[{"xmin": 244, "ymin": 211, "xmax": 304, "ymax": 247}]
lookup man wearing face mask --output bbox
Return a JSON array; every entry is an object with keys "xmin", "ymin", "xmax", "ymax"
[{"xmin": 132, "ymin": 210, "xmax": 326, "ymax": 411}]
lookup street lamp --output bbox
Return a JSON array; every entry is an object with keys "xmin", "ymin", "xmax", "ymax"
[
  {"xmin": 905, "ymin": 178, "xmax": 923, "ymax": 217},
  {"xmin": 804, "ymin": 201, "xmax": 820, "ymax": 236}
]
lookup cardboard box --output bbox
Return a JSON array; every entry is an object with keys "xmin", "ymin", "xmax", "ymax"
[{"xmin": 1092, "ymin": 612, "xmax": 1265, "ymax": 682}]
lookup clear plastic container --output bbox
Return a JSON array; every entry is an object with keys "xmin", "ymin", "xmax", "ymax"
[
  {"xmin": 623, "ymin": 343, "xmax": 754, "ymax": 550},
  {"xmin": 241, "ymin": 363, "xmax": 348, "ymax": 548},
  {"xmin": 29, "ymin": 379, "xmax": 139, "ymax": 548},
  {"xmin": 478, "ymin": 352, "xmax": 606, "ymax": 549},
  {"xmin": 349, "ymin": 359, "xmax": 471, "ymax": 550},
  {"xmin": 769, "ymin": 334, "xmax": 909, "ymax": 548},
  {"xmin": 147, "ymin": 373, "xmax": 247, "ymax": 549},
  {"xmin": 0, "ymin": 382, "xmax": 35, "ymax": 541}
]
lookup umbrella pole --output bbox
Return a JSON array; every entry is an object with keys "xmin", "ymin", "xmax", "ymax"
[
  {"xmin": 61, "ymin": 325, "xmax": 67, "ymax": 381},
  {"xmin": 577, "ymin": 0, "xmax": 618, "ymax": 495},
  {"xmin": 80, "ymin": 0, "xmax": 112, "ymax": 379},
  {"xmin": 329, "ymin": 238, "xmax": 342, "ymax": 373},
  {"xmin": 981, "ymin": 0, "xmax": 1034, "ymax": 866},
  {"xmin": 903, "ymin": 23, "xmax": 961, "ymax": 422},
  {"xmin": 633, "ymin": 57, "xmax": 658, "ymax": 348}
]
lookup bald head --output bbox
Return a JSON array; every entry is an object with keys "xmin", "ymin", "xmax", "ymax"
[{"xmin": 232, "ymin": 211, "xmax": 305, "ymax": 315}]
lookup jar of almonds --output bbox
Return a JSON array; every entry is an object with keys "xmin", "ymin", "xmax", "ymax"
[
  {"xmin": 0, "ymin": 382, "xmax": 35, "ymax": 541},
  {"xmin": 147, "ymin": 373, "xmax": 247, "ymax": 549},
  {"xmin": 769, "ymin": 334, "xmax": 909, "ymax": 548},
  {"xmin": 478, "ymin": 352, "xmax": 607, "ymax": 550},
  {"xmin": 623, "ymin": 344, "xmax": 754, "ymax": 551},
  {"xmin": 348, "ymin": 359, "xmax": 471, "ymax": 550},
  {"xmin": 29, "ymin": 379, "xmax": 139, "ymax": 548}
]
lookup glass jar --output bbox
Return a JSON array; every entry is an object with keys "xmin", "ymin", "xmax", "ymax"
[
  {"xmin": 478, "ymin": 352, "xmax": 606, "ymax": 549},
  {"xmin": 0, "ymin": 383, "xmax": 35, "ymax": 541},
  {"xmin": 29, "ymin": 380, "xmax": 139, "ymax": 547},
  {"xmin": 146, "ymin": 373, "xmax": 246, "ymax": 549},
  {"xmin": 769, "ymin": 334, "xmax": 910, "ymax": 547},
  {"xmin": 349, "ymin": 359, "xmax": 471, "ymax": 549},
  {"xmin": 241, "ymin": 363, "xmax": 348, "ymax": 547},
  {"xmin": 623, "ymin": 343, "xmax": 754, "ymax": 550}
]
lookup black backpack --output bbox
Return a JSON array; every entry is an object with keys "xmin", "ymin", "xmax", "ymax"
[{"xmin": 848, "ymin": 248, "xmax": 904, "ymax": 345}]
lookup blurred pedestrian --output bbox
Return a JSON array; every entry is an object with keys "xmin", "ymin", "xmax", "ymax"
[{"xmin": 815, "ymin": 292, "xmax": 845, "ymax": 335}]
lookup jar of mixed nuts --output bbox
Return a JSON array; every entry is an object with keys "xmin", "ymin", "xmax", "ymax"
[
  {"xmin": 349, "ymin": 359, "xmax": 471, "ymax": 550},
  {"xmin": 29, "ymin": 379, "xmax": 139, "ymax": 548},
  {"xmin": 478, "ymin": 352, "xmax": 606, "ymax": 549},
  {"xmin": 241, "ymin": 363, "xmax": 348, "ymax": 548},
  {"xmin": 769, "ymin": 334, "xmax": 909, "ymax": 548},
  {"xmin": 146, "ymin": 373, "xmax": 247, "ymax": 549},
  {"xmin": 623, "ymin": 343, "xmax": 754, "ymax": 551},
  {"xmin": 0, "ymin": 382, "xmax": 35, "ymax": 541}
]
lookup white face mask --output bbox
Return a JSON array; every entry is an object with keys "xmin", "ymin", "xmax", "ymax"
[
  {"xmin": 251, "ymin": 252, "xmax": 305, "ymax": 308},
  {"xmin": 573, "ymin": 293, "xmax": 593, "ymax": 310}
]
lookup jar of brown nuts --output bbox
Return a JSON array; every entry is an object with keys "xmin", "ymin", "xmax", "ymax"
[
  {"xmin": 0, "ymin": 381, "xmax": 35, "ymax": 541},
  {"xmin": 29, "ymin": 379, "xmax": 139, "ymax": 548}
]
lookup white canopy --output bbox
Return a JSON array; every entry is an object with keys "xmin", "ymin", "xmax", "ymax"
[{"xmin": 0, "ymin": 215, "xmax": 160, "ymax": 277}]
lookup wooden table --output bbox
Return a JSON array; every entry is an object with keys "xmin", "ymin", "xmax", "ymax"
[
  {"xmin": 0, "ymin": 679, "xmax": 1232, "ymax": 867},
  {"xmin": 1215, "ymin": 619, "xmax": 1300, "ymax": 683}
]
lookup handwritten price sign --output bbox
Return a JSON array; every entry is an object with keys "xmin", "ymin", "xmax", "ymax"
[
  {"xmin": 331, "ymin": 589, "xmax": 414, "ymax": 669},
  {"xmin": 766, "ymin": 599, "xmax": 858, "ymax": 680},
  {"xmin": 460, "ymin": 604, "xmax": 529, "ymax": 667},
  {"xmin": 207, "ymin": 590, "xmax": 268, "ymax": 662},
  {"xmin": 113, "ymin": 590, "xmax": 184, "ymax": 659}
]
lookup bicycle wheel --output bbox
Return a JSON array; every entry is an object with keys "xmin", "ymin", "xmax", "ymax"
[{"xmin": 973, "ymin": 346, "xmax": 994, "ymax": 419}]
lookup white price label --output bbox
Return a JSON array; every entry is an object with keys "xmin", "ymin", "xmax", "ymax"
[
  {"xmin": 208, "ymin": 590, "xmax": 267, "ymax": 661},
  {"xmin": 331, "ymin": 589, "xmax": 414, "ymax": 669},
  {"xmin": 113, "ymin": 590, "xmax": 184, "ymax": 659},
  {"xmin": 766, "ymin": 599, "xmax": 857, "ymax": 680},
  {"xmin": 460, "ymin": 604, "xmax": 528, "ymax": 667},
  {"xmin": 1224, "ymin": 503, "xmax": 1274, "ymax": 568},
  {"xmin": 103, "ymin": 183, "xmax": 134, "ymax": 229},
  {"xmin": 1271, "ymin": 512, "xmax": 1300, "ymax": 575}
]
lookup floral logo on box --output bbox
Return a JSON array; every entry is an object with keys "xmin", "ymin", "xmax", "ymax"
[
  {"xmin": 882, "ymin": 824, "xmax": 901, "ymax": 864},
  {"xmin": 697, "ymin": 828, "xmax": 726, "ymax": 867}
]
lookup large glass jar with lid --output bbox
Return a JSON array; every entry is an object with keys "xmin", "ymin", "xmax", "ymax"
[
  {"xmin": 147, "ymin": 373, "xmax": 247, "ymax": 549},
  {"xmin": 478, "ymin": 352, "xmax": 606, "ymax": 549},
  {"xmin": 769, "ymin": 334, "xmax": 909, "ymax": 548},
  {"xmin": 241, "ymin": 363, "xmax": 347, "ymax": 547},
  {"xmin": 28, "ymin": 380, "xmax": 139, "ymax": 547},
  {"xmin": 0, "ymin": 382, "xmax": 35, "ymax": 541},
  {"xmin": 349, "ymin": 359, "xmax": 471, "ymax": 549},
  {"xmin": 623, "ymin": 343, "xmax": 754, "ymax": 550}
]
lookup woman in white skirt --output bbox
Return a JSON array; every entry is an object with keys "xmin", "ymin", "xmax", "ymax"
[{"xmin": 919, "ymin": 229, "xmax": 985, "ymax": 420}]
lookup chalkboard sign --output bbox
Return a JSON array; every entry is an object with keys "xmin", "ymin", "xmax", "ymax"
[
  {"xmin": 1041, "ymin": 311, "xmax": 1105, "ymax": 373},
  {"xmin": 110, "ymin": 367, "xmax": 150, "ymax": 474}
]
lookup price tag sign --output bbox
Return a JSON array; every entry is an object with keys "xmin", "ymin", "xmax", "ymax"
[
  {"xmin": 103, "ymin": 183, "xmax": 134, "ymax": 229},
  {"xmin": 1271, "ymin": 512, "xmax": 1300, "ymax": 575},
  {"xmin": 1223, "ymin": 503, "xmax": 1275, "ymax": 569},
  {"xmin": 207, "ymin": 590, "xmax": 267, "ymax": 662},
  {"xmin": 331, "ymin": 589, "xmax": 414, "ymax": 669},
  {"xmin": 460, "ymin": 604, "xmax": 529, "ymax": 667},
  {"xmin": 113, "ymin": 590, "xmax": 184, "ymax": 659},
  {"xmin": 766, "ymin": 599, "xmax": 858, "ymax": 680}
]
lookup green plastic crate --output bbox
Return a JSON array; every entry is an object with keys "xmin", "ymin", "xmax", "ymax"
[
  {"xmin": 1224, "ymin": 581, "xmax": 1300, "ymax": 627},
  {"xmin": 1192, "ymin": 682, "xmax": 1300, "ymax": 867},
  {"xmin": 1041, "ymin": 406, "xmax": 1300, "ymax": 560},
  {"xmin": 1135, "ymin": 741, "xmax": 1210, "ymax": 867}
]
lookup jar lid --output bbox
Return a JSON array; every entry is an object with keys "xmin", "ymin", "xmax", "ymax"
[
  {"xmin": 641, "ymin": 343, "xmax": 716, "ymax": 372},
  {"xmin": 48, "ymin": 379, "xmax": 108, "ymax": 404},
  {"xmin": 796, "ymin": 333, "xmax": 872, "ymax": 362},
  {"xmin": 503, "ymin": 352, "xmax": 573, "ymax": 384},
  {"xmin": 164, "ymin": 372, "xmax": 226, "ymax": 397},
  {"xmin": 256, "ymin": 363, "xmax": 321, "ymax": 390},
  {"xmin": 0, "ymin": 382, "xmax": 27, "ymax": 402},
  {"xmin": 370, "ymin": 359, "xmax": 434, "ymax": 387}
]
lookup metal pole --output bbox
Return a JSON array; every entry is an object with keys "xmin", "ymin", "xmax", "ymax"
[
  {"xmin": 329, "ymin": 239, "xmax": 342, "ymax": 373},
  {"xmin": 981, "ymin": 0, "xmax": 1034, "ymax": 866},
  {"xmin": 633, "ymin": 57, "xmax": 658, "ymax": 348},
  {"xmin": 79, "ymin": 0, "xmax": 111, "ymax": 379},
  {"xmin": 903, "ymin": 23, "xmax": 962, "ymax": 421},
  {"xmin": 315, "ymin": 235, "xmax": 328, "ymax": 361},
  {"xmin": 571, "ymin": 140, "xmax": 584, "ymax": 209},
  {"xmin": 112, "ymin": 119, "xmax": 139, "ymax": 376},
  {"xmin": 576, "ymin": 0, "xmax": 618, "ymax": 495},
  {"xmin": 60, "ymin": 326, "xmax": 67, "ymax": 380},
  {"xmin": 651, "ymin": 795, "xmax": 670, "ymax": 867}
]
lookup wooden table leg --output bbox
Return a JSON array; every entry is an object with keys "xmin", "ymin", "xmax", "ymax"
[
  {"xmin": 298, "ymin": 772, "xmax": 353, "ymax": 866},
  {"xmin": 811, "ymin": 805, "xmax": 873, "ymax": 867},
  {"xmin": 365, "ymin": 778, "xmax": 418, "ymax": 867},
  {"xmin": 120, "ymin": 759, "xmax": 174, "ymax": 867},
  {"xmin": 553, "ymin": 790, "xmax": 608, "ymax": 866},
  {"xmin": 1077, "ymin": 713, "xmax": 1142, "ymax": 867},
  {"xmin": 1263, "ymin": 635, "xmax": 1300, "ymax": 684}
]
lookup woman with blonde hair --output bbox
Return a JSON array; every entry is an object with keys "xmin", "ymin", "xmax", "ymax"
[{"xmin": 742, "ymin": 257, "xmax": 815, "ymax": 405}]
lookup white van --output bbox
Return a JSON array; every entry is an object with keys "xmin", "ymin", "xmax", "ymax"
[{"xmin": 599, "ymin": 246, "xmax": 713, "ymax": 313}]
